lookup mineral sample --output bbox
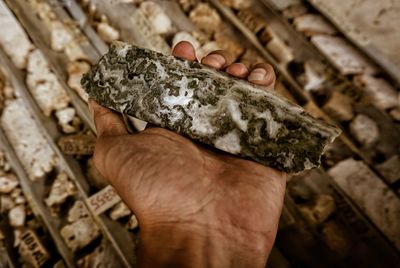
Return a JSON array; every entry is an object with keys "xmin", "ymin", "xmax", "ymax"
[
  {"xmin": 82, "ymin": 42, "xmax": 341, "ymax": 173},
  {"xmin": 293, "ymin": 14, "xmax": 337, "ymax": 36},
  {"xmin": 349, "ymin": 114, "xmax": 379, "ymax": 147},
  {"xmin": 45, "ymin": 172, "xmax": 76, "ymax": 211},
  {"xmin": 60, "ymin": 217, "xmax": 101, "ymax": 251}
]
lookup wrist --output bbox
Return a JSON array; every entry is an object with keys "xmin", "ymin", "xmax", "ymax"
[{"xmin": 138, "ymin": 222, "xmax": 271, "ymax": 268}]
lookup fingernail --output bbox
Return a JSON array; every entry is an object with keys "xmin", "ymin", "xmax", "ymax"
[
  {"xmin": 248, "ymin": 68, "xmax": 266, "ymax": 82},
  {"xmin": 202, "ymin": 53, "xmax": 226, "ymax": 68}
]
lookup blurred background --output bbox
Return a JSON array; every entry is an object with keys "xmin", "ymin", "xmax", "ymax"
[{"xmin": 0, "ymin": 0, "xmax": 399, "ymax": 267}]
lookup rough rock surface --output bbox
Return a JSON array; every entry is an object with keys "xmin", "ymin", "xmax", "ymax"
[
  {"xmin": 1, "ymin": 99, "xmax": 57, "ymax": 180},
  {"xmin": 328, "ymin": 158, "xmax": 400, "ymax": 250},
  {"xmin": 60, "ymin": 217, "xmax": 100, "ymax": 251},
  {"xmin": 45, "ymin": 172, "xmax": 76, "ymax": 210},
  {"xmin": 376, "ymin": 155, "xmax": 400, "ymax": 184},
  {"xmin": 82, "ymin": 42, "xmax": 340, "ymax": 173},
  {"xmin": 349, "ymin": 114, "xmax": 379, "ymax": 146},
  {"xmin": 294, "ymin": 14, "xmax": 337, "ymax": 36}
]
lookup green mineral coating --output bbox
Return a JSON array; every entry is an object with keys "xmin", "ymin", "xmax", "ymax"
[{"xmin": 82, "ymin": 41, "xmax": 341, "ymax": 173}]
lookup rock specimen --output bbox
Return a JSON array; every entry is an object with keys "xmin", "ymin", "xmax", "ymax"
[
  {"xmin": 322, "ymin": 91, "xmax": 354, "ymax": 121},
  {"xmin": 60, "ymin": 217, "xmax": 100, "ymax": 251},
  {"xmin": 293, "ymin": 14, "xmax": 337, "ymax": 36},
  {"xmin": 1, "ymin": 99, "xmax": 57, "ymax": 181},
  {"xmin": 45, "ymin": 172, "xmax": 76, "ymax": 212},
  {"xmin": 328, "ymin": 158, "xmax": 400, "ymax": 250},
  {"xmin": 82, "ymin": 42, "xmax": 341, "ymax": 173},
  {"xmin": 349, "ymin": 114, "xmax": 379, "ymax": 147}
]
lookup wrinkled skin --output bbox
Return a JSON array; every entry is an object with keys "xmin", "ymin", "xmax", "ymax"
[{"xmin": 89, "ymin": 41, "xmax": 286, "ymax": 268}]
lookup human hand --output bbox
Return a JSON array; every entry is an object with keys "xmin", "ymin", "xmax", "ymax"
[{"xmin": 88, "ymin": 41, "xmax": 286, "ymax": 268}]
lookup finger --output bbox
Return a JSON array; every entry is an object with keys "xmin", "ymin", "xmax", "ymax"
[
  {"xmin": 248, "ymin": 63, "xmax": 276, "ymax": 88},
  {"xmin": 226, "ymin": 63, "xmax": 249, "ymax": 78},
  {"xmin": 201, "ymin": 50, "xmax": 234, "ymax": 69},
  {"xmin": 172, "ymin": 41, "xmax": 197, "ymax": 61},
  {"xmin": 88, "ymin": 98, "xmax": 127, "ymax": 137}
]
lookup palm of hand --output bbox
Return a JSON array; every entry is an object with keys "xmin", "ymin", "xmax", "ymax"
[{"xmin": 89, "ymin": 41, "xmax": 286, "ymax": 261}]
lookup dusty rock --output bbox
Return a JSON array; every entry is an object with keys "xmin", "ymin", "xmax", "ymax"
[
  {"xmin": 294, "ymin": 14, "xmax": 337, "ymax": 36},
  {"xmin": 328, "ymin": 158, "xmax": 400, "ymax": 250},
  {"xmin": 50, "ymin": 21, "xmax": 74, "ymax": 52},
  {"xmin": 189, "ymin": 3, "xmax": 221, "ymax": 35},
  {"xmin": 240, "ymin": 49, "xmax": 265, "ymax": 69},
  {"xmin": 376, "ymin": 155, "xmax": 400, "ymax": 184},
  {"xmin": 127, "ymin": 214, "xmax": 139, "ymax": 229},
  {"xmin": 77, "ymin": 240, "xmax": 123, "ymax": 267},
  {"xmin": 282, "ymin": 4, "xmax": 308, "ymax": 19},
  {"xmin": 299, "ymin": 60, "xmax": 327, "ymax": 91},
  {"xmin": 140, "ymin": 1, "xmax": 174, "ymax": 35},
  {"xmin": 220, "ymin": 0, "xmax": 253, "ymax": 9},
  {"xmin": 67, "ymin": 61, "xmax": 91, "ymax": 102},
  {"xmin": 0, "ymin": 1, "xmax": 34, "ymax": 69},
  {"xmin": 109, "ymin": 201, "xmax": 131, "ymax": 221},
  {"xmin": 0, "ymin": 173, "xmax": 19, "ymax": 194},
  {"xmin": 67, "ymin": 200, "xmax": 90, "ymax": 223},
  {"xmin": 45, "ymin": 172, "xmax": 76, "ymax": 210},
  {"xmin": 349, "ymin": 114, "xmax": 379, "ymax": 146},
  {"xmin": 0, "ymin": 195, "xmax": 15, "ymax": 213},
  {"xmin": 311, "ymin": 35, "xmax": 378, "ymax": 75},
  {"xmin": 323, "ymin": 91, "xmax": 354, "ymax": 121},
  {"xmin": 353, "ymin": 75, "xmax": 398, "ymax": 110},
  {"xmin": 60, "ymin": 217, "xmax": 101, "ymax": 251},
  {"xmin": 214, "ymin": 30, "xmax": 244, "ymax": 61},
  {"xmin": 26, "ymin": 50, "xmax": 70, "ymax": 116},
  {"xmin": 389, "ymin": 108, "xmax": 400, "ymax": 121},
  {"xmin": 266, "ymin": 37, "xmax": 294, "ymax": 65},
  {"xmin": 9, "ymin": 204, "xmax": 26, "ymax": 227},
  {"xmin": 97, "ymin": 21, "xmax": 120, "ymax": 43},
  {"xmin": 1, "ymin": 100, "xmax": 57, "ymax": 181},
  {"xmin": 55, "ymin": 107, "xmax": 81, "ymax": 134},
  {"xmin": 298, "ymin": 194, "xmax": 336, "ymax": 225}
]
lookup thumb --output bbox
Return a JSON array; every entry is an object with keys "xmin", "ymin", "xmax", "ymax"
[{"xmin": 88, "ymin": 98, "xmax": 127, "ymax": 137}]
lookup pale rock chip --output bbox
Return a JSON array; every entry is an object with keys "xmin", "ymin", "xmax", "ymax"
[
  {"xmin": 172, "ymin": 32, "xmax": 201, "ymax": 51},
  {"xmin": 266, "ymin": 37, "xmax": 294, "ymax": 64},
  {"xmin": 109, "ymin": 201, "xmax": 131, "ymax": 221},
  {"xmin": 353, "ymin": 75, "xmax": 398, "ymax": 110},
  {"xmin": 0, "ymin": 1, "xmax": 34, "ymax": 69},
  {"xmin": 140, "ymin": 1, "xmax": 174, "ymax": 35},
  {"xmin": 220, "ymin": 0, "xmax": 252, "ymax": 10},
  {"xmin": 45, "ymin": 172, "xmax": 76, "ymax": 210},
  {"xmin": 65, "ymin": 42, "xmax": 88, "ymax": 62},
  {"xmin": 26, "ymin": 50, "xmax": 70, "ymax": 116},
  {"xmin": 328, "ymin": 158, "xmax": 400, "ymax": 250},
  {"xmin": 60, "ymin": 217, "xmax": 101, "ymax": 251},
  {"xmin": 127, "ymin": 214, "xmax": 139, "ymax": 229},
  {"xmin": 14, "ymin": 195, "xmax": 26, "ymax": 205},
  {"xmin": 55, "ymin": 107, "xmax": 80, "ymax": 134},
  {"xmin": 189, "ymin": 3, "xmax": 221, "ymax": 35},
  {"xmin": 0, "ymin": 173, "xmax": 19, "ymax": 194},
  {"xmin": 178, "ymin": 0, "xmax": 200, "ymax": 12},
  {"xmin": 311, "ymin": 35, "xmax": 378, "ymax": 75},
  {"xmin": 269, "ymin": 0, "xmax": 302, "ymax": 11},
  {"xmin": 96, "ymin": 21, "xmax": 120, "ymax": 43},
  {"xmin": 294, "ymin": 14, "xmax": 337, "ymax": 36},
  {"xmin": 299, "ymin": 60, "xmax": 328, "ymax": 91},
  {"xmin": 282, "ymin": 4, "xmax": 308, "ymax": 19},
  {"xmin": 349, "ymin": 114, "xmax": 379, "ymax": 147},
  {"xmin": 68, "ymin": 200, "xmax": 90, "ymax": 223},
  {"xmin": 8, "ymin": 204, "xmax": 26, "ymax": 227},
  {"xmin": 322, "ymin": 91, "xmax": 354, "ymax": 121},
  {"xmin": 68, "ymin": 61, "xmax": 91, "ymax": 102},
  {"xmin": 50, "ymin": 21, "xmax": 74, "ymax": 52},
  {"xmin": 1, "ymin": 99, "xmax": 57, "ymax": 181},
  {"xmin": 0, "ymin": 195, "xmax": 15, "ymax": 213},
  {"xmin": 237, "ymin": 8, "xmax": 266, "ymax": 34},
  {"xmin": 298, "ymin": 194, "xmax": 336, "ymax": 225}
]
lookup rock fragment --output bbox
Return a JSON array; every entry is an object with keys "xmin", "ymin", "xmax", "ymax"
[
  {"xmin": 1, "ymin": 100, "xmax": 57, "ymax": 180},
  {"xmin": 311, "ymin": 35, "xmax": 378, "ymax": 75},
  {"xmin": 328, "ymin": 158, "xmax": 400, "ymax": 250},
  {"xmin": 298, "ymin": 194, "xmax": 336, "ymax": 225},
  {"xmin": 140, "ymin": 1, "xmax": 174, "ymax": 35},
  {"xmin": 8, "ymin": 204, "xmax": 26, "ymax": 227},
  {"xmin": 189, "ymin": 3, "xmax": 221, "ymax": 35},
  {"xmin": 67, "ymin": 61, "xmax": 91, "ymax": 102},
  {"xmin": 349, "ymin": 114, "xmax": 379, "ymax": 147},
  {"xmin": 127, "ymin": 214, "xmax": 139, "ymax": 229},
  {"xmin": 220, "ymin": 0, "xmax": 253, "ymax": 10},
  {"xmin": 45, "ymin": 173, "xmax": 76, "ymax": 211},
  {"xmin": 0, "ymin": 173, "xmax": 19, "ymax": 194},
  {"xmin": 294, "ymin": 14, "xmax": 337, "ymax": 36},
  {"xmin": 82, "ymin": 42, "xmax": 341, "ymax": 173},
  {"xmin": 109, "ymin": 201, "xmax": 131, "ymax": 221},
  {"xmin": 60, "ymin": 217, "xmax": 101, "ymax": 251},
  {"xmin": 353, "ymin": 75, "xmax": 398, "ymax": 110},
  {"xmin": 55, "ymin": 107, "xmax": 81, "ymax": 134},
  {"xmin": 322, "ymin": 91, "xmax": 354, "ymax": 121}
]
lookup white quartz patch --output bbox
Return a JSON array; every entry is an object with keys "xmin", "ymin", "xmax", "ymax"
[
  {"xmin": 0, "ymin": 0, "xmax": 33, "ymax": 69},
  {"xmin": 214, "ymin": 130, "xmax": 241, "ymax": 154},
  {"xmin": 1, "ymin": 99, "xmax": 57, "ymax": 181}
]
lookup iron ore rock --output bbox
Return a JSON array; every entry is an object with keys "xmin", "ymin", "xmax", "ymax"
[{"xmin": 82, "ymin": 41, "xmax": 340, "ymax": 173}]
